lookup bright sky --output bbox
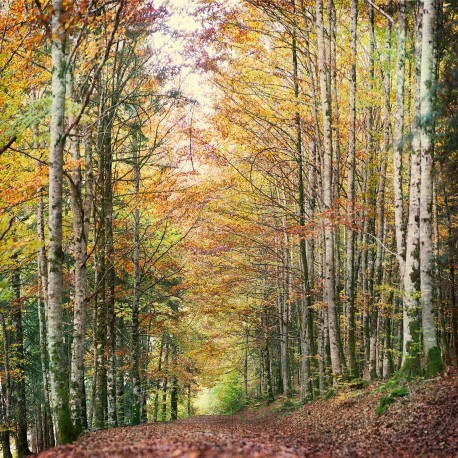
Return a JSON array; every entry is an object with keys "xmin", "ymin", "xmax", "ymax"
[{"xmin": 151, "ymin": 0, "xmax": 213, "ymax": 107}]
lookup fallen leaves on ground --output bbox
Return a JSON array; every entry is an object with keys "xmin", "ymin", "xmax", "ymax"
[
  {"xmin": 281, "ymin": 369, "xmax": 458, "ymax": 457},
  {"xmin": 35, "ymin": 415, "xmax": 321, "ymax": 458},
  {"xmin": 36, "ymin": 371, "xmax": 457, "ymax": 457}
]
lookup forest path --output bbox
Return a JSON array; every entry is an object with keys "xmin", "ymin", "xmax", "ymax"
[
  {"xmin": 36, "ymin": 414, "xmax": 320, "ymax": 457},
  {"xmin": 33, "ymin": 370, "xmax": 458, "ymax": 458}
]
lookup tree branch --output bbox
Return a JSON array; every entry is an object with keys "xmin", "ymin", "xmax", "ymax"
[
  {"xmin": 363, "ymin": 0, "xmax": 394, "ymax": 24},
  {"xmin": 63, "ymin": 0, "xmax": 126, "ymax": 140},
  {"xmin": 0, "ymin": 136, "xmax": 17, "ymax": 156}
]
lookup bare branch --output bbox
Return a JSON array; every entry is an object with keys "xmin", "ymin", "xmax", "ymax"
[
  {"xmin": 363, "ymin": 0, "xmax": 394, "ymax": 24},
  {"xmin": 63, "ymin": 0, "xmax": 126, "ymax": 140},
  {"xmin": 0, "ymin": 136, "xmax": 17, "ymax": 156}
]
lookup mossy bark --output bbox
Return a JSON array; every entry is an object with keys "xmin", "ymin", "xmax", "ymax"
[
  {"xmin": 419, "ymin": 0, "xmax": 444, "ymax": 376},
  {"xmin": 47, "ymin": 0, "xmax": 76, "ymax": 444},
  {"xmin": 400, "ymin": 319, "xmax": 421, "ymax": 378},
  {"xmin": 425, "ymin": 346, "xmax": 444, "ymax": 377}
]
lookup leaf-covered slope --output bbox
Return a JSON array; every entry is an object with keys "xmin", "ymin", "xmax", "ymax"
[{"xmin": 281, "ymin": 371, "xmax": 457, "ymax": 457}]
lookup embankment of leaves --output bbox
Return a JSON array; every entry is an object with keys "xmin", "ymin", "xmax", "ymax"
[{"xmin": 265, "ymin": 369, "xmax": 457, "ymax": 457}]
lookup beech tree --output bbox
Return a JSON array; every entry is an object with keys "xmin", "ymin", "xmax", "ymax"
[{"xmin": 47, "ymin": 0, "xmax": 75, "ymax": 443}]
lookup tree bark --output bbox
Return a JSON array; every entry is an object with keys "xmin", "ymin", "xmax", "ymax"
[
  {"xmin": 316, "ymin": 0, "xmax": 341, "ymax": 381},
  {"xmin": 47, "ymin": 0, "xmax": 75, "ymax": 443},
  {"xmin": 37, "ymin": 164, "xmax": 55, "ymax": 448},
  {"xmin": 419, "ymin": 0, "xmax": 443, "ymax": 375},
  {"xmin": 393, "ymin": 0, "xmax": 407, "ymax": 278},
  {"xmin": 11, "ymin": 269, "xmax": 32, "ymax": 456},
  {"xmin": 0, "ymin": 312, "xmax": 13, "ymax": 458},
  {"xmin": 345, "ymin": 0, "xmax": 358, "ymax": 380},
  {"xmin": 401, "ymin": 2, "xmax": 422, "ymax": 376},
  {"xmin": 131, "ymin": 129, "xmax": 141, "ymax": 425},
  {"xmin": 68, "ymin": 77, "xmax": 93, "ymax": 435},
  {"xmin": 170, "ymin": 339, "xmax": 178, "ymax": 421}
]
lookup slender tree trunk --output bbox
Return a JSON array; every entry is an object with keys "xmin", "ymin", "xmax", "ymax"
[
  {"xmin": 161, "ymin": 340, "xmax": 169, "ymax": 422},
  {"xmin": 131, "ymin": 129, "xmax": 141, "ymax": 425},
  {"xmin": 37, "ymin": 173, "xmax": 55, "ymax": 448},
  {"xmin": 116, "ymin": 317, "xmax": 126, "ymax": 425},
  {"xmin": 316, "ymin": 0, "xmax": 341, "ymax": 381},
  {"xmin": 366, "ymin": 3, "xmax": 378, "ymax": 381},
  {"xmin": 68, "ymin": 77, "xmax": 93, "ymax": 434},
  {"xmin": 274, "ymin": 195, "xmax": 290, "ymax": 396},
  {"xmin": 153, "ymin": 335, "xmax": 165, "ymax": 422},
  {"xmin": 393, "ymin": 0, "xmax": 407, "ymax": 278},
  {"xmin": 345, "ymin": 0, "xmax": 358, "ymax": 380},
  {"xmin": 401, "ymin": 3, "xmax": 422, "ymax": 376},
  {"xmin": 11, "ymin": 269, "xmax": 32, "ymax": 456},
  {"xmin": 170, "ymin": 339, "xmax": 178, "ymax": 421},
  {"xmin": 291, "ymin": 2, "xmax": 313, "ymax": 399},
  {"xmin": 261, "ymin": 299, "xmax": 274, "ymax": 402},
  {"xmin": 0, "ymin": 312, "xmax": 13, "ymax": 458},
  {"xmin": 1, "ymin": 386, "xmax": 13, "ymax": 458},
  {"xmin": 187, "ymin": 384, "xmax": 192, "ymax": 417},
  {"xmin": 433, "ymin": 184, "xmax": 449, "ymax": 363},
  {"xmin": 106, "ymin": 141, "xmax": 117, "ymax": 428},
  {"xmin": 47, "ymin": 0, "xmax": 75, "ymax": 443},
  {"xmin": 93, "ymin": 112, "xmax": 108, "ymax": 430},
  {"xmin": 379, "ymin": 3, "xmax": 393, "ymax": 378},
  {"xmin": 419, "ymin": 0, "xmax": 443, "ymax": 375}
]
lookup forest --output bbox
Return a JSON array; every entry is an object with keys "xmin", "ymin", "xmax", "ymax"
[{"xmin": 0, "ymin": 0, "xmax": 457, "ymax": 456}]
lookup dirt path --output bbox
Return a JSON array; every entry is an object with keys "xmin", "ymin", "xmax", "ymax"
[
  {"xmin": 35, "ymin": 373, "xmax": 457, "ymax": 457},
  {"xmin": 36, "ymin": 415, "xmax": 320, "ymax": 457}
]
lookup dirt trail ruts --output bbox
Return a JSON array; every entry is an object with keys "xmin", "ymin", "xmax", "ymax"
[{"xmin": 35, "ymin": 415, "xmax": 322, "ymax": 457}]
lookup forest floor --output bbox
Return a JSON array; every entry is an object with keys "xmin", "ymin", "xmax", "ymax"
[{"xmin": 36, "ymin": 370, "xmax": 457, "ymax": 458}]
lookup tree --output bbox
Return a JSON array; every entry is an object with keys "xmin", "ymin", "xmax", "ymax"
[
  {"xmin": 46, "ymin": 0, "xmax": 75, "ymax": 443},
  {"xmin": 419, "ymin": 0, "xmax": 443, "ymax": 375}
]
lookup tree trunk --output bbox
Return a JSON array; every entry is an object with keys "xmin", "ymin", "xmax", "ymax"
[
  {"xmin": 93, "ymin": 111, "xmax": 108, "ymax": 430},
  {"xmin": 37, "ymin": 173, "xmax": 55, "ymax": 448},
  {"xmin": 290, "ymin": 4, "xmax": 313, "ymax": 399},
  {"xmin": 153, "ymin": 335, "xmax": 165, "ymax": 422},
  {"xmin": 401, "ymin": 2, "xmax": 423, "ymax": 376},
  {"xmin": 161, "ymin": 340, "xmax": 169, "ymax": 422},
  {"xmin": 106, "ymin": 141, "xmax": 117, "ymax": 428},
  {"xmin": 345, "ymin": 0, "xmax": 358, "ymax": 380},
  {"xmin": 11, "ymin": 269, "xmax": 32, "ymax": 456},
  {"xmin": 131, "ymin": 129, "xmax": 141, "ymax": 425},
  {"xmin": 68, "ymin": 77, "xmax": 93, "ymax": 435},
  {"xmin": 170, "ymin": 339, "xmax": 178, "ymax": 421},
  {"xmin": 379, "ymin": 2, "xmax": 393, "ymax": 378},
  {"xmin": 47, "ymin": 0, "xmax": 75, "ymax": 443},
  {"xmin": 393, "ymin": 0, "xmax": 407, "ymax": 278},
  {"xmin": 419, "ymin": 0, "xmax": 443, "ymax": 375},
  {"xmin": 0, "ymin": 312, "xmax": 13, "ymax": 458},
  {"xmin": 187, "ymin": 384, "xmax": 192, "ymax": 417},
  {"xmin": 316, "ymin": 0, "xmax": 341, "ymax": 382}
]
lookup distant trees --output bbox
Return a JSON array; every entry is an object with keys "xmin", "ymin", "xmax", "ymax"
[{"xmin": 190, "ymin": 0, "xmax": 456, "ymax": 401}]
